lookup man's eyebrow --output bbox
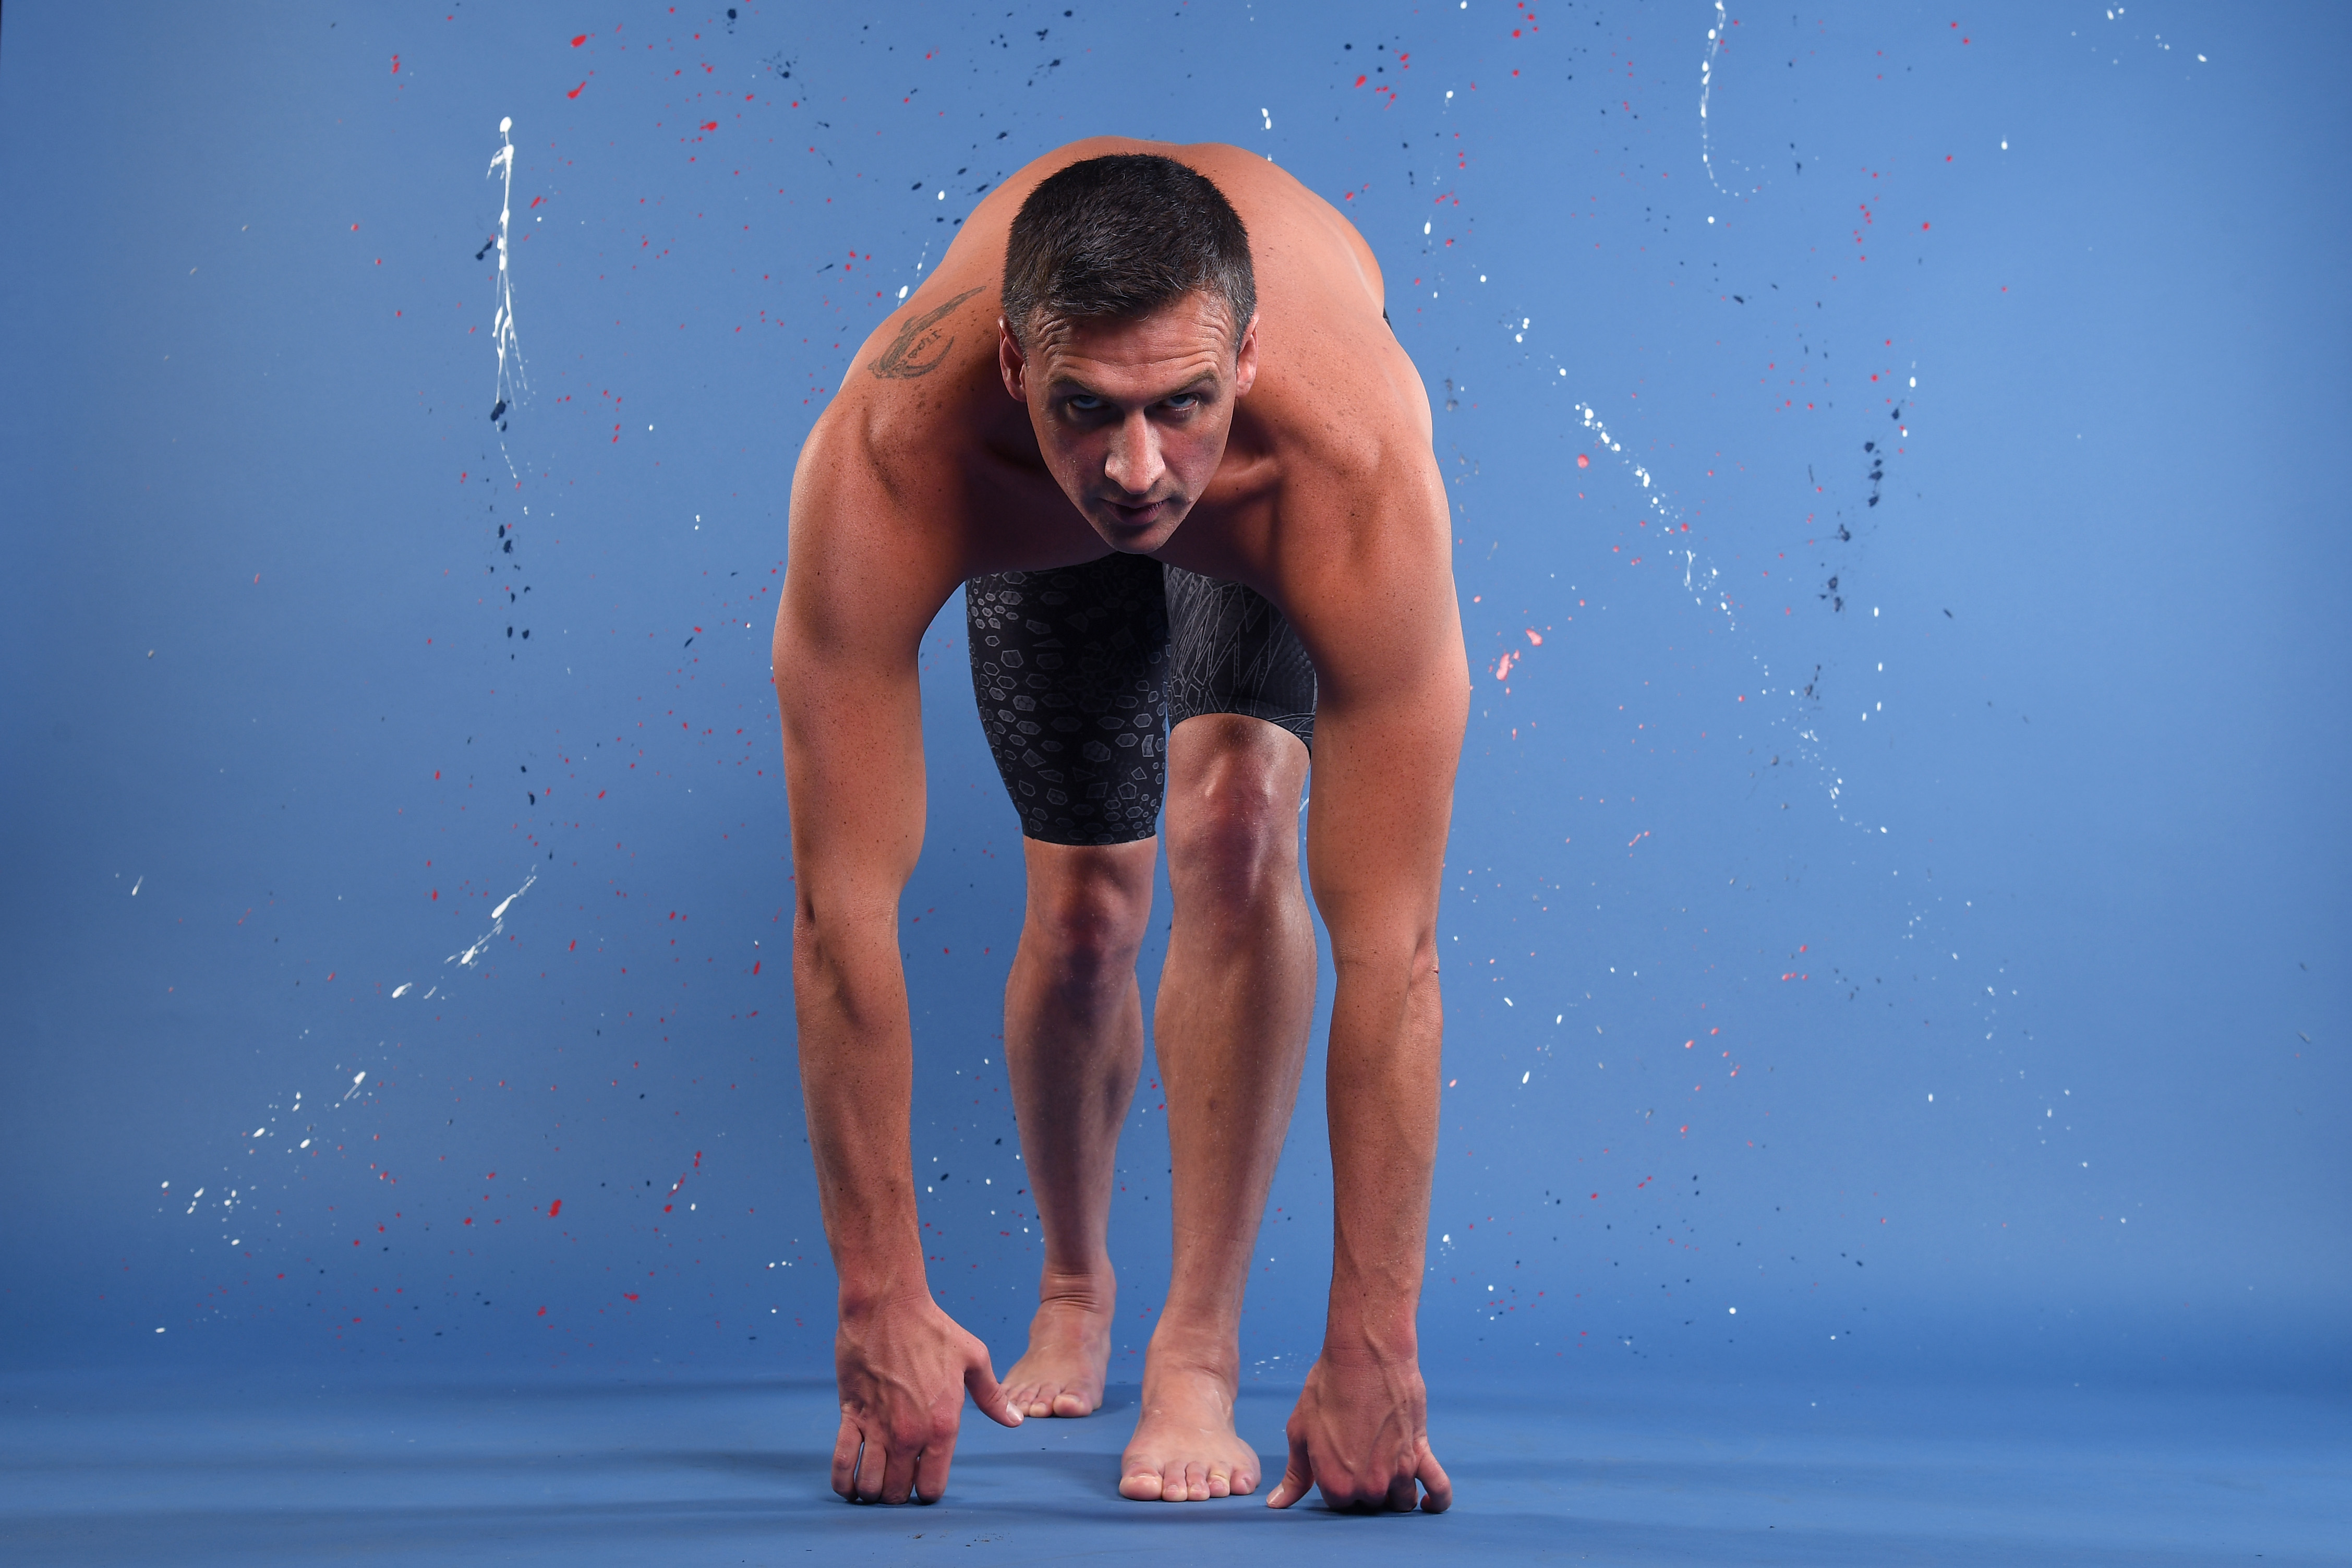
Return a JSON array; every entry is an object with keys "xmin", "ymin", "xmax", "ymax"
[{"xmin": 1048, "ymin": 374, "xmax": 1220, "ymax": 402}]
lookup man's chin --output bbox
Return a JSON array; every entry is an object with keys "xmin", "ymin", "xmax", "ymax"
[{"xmin": 1087, "ymin": 501, "xmax": 1189, "ymax": 553}]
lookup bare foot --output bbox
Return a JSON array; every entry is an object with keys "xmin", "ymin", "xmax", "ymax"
[
  {"xmin": 1000, "ymin": 1270, "xmax": 1114, "ymax": 1419},
  {"xmin": 1118, "ymin": 1349, "xmax": 1261, "ymax": 1502}
]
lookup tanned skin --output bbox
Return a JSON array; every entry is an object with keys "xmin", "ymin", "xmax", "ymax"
[{"xmin": 774, "ymin": 137, "xmax": 1467, "ymax": 1511}]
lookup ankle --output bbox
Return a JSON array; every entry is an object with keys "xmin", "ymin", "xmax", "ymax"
[
  {"xmin": 1142, "ymin": 1327, "xmax": 1241, "ymax": 1389},
  {"xmin": 1036, "ymin": 1263, "xmax": 1117, "ymax": 1316}
]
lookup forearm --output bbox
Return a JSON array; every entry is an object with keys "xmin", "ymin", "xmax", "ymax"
[
  {"xmin": 794, "ymin": 902, "xmax": 927, "ymax": 1309},
  {"xmin": 1320, "ymin": 935, "xmax": 1443, "ymax": 1353}
]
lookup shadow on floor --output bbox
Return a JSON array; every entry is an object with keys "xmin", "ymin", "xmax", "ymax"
[{"xmin": 0, "ymin": 1368, "xmax": 2343, "ymax": 1566}]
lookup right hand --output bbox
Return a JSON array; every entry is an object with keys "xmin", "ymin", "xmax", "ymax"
[{"xmin": 832, "ymin": 1293, "xmax": 1023, "ymax": 1503}]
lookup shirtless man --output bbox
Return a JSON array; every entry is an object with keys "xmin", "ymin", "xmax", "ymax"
[{"xmin": 773, "ymin": 140, "xmax": 1467, "ymax": 1511}]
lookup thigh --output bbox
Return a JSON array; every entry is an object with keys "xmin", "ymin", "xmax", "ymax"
[
  {"xmin": 1164, "ymin": 566, "xmax": 1317, "ymax": 752},
  {"xmin": 966, "ymin": 553, "xmax": 1168, "ymax": 847}
]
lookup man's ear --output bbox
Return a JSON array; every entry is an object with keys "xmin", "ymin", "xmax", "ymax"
[
  {"xmin": 1232, "ymin": 311, "xmax": 1261, "ymax": 399},
  {"xmin": 997, "ymin": 318, "xmax": 1029, "ymax": 404}
]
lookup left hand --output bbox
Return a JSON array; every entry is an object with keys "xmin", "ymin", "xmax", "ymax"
[{"xmin": 1264, "ymin": 1347, "xmax": 1451, "ymax": 1512}]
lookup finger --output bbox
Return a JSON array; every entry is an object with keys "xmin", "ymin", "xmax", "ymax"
[
  {"xmin": 914, "ymin": 1437, "xmax": 954, "ymax": 1505},
  {"xmin": 966, "ymin": 1351, "xmax": 1024, "ymax": 1429},
  {"xmin": 830, "ymin": 1418, "xmax": 863, "ymax": 1500},
  {"xmin": 1384, "ymin": 1464, "xmax": 1419, "ymax": 1513},
  {"xmin": 1416, "ymin": 1443, "xmax": 1454, "ymax": 1514},
  {"xmin": 1265, "ymin": 1426, "xmax": 1314, "ymax": 1509},
  {"xmin": 879, "ymin": 1440, "xmax": 920, "ymax": 1505},
  {"xmin": 852, "ymin": 1433, "xmax": 887, "ymax": 1503}
]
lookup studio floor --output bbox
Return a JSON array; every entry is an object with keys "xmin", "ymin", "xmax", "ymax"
[{"xmin": 1, "ymin": 1366, "xmax": 2342, "ymax": 1565}]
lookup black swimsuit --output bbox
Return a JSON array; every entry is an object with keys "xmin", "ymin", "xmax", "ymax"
[{"xmin": 964, "ymin": 554, "xmax": 1316, "ymax": 847}]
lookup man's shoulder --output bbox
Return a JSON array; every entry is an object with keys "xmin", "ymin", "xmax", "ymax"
[{"xmin": 806, "ymin": 321, "xmax": 1004, "ymax": 493}]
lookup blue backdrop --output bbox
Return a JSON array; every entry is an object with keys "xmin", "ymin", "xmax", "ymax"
[{"xmin": 2, "ymin": 1, "xmax": 2343, "ymax": 1397}]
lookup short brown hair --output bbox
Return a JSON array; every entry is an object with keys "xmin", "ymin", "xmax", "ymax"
[{"xmin": 1000, "ymin": 154, "xmax": 1256, "ymax": 352}]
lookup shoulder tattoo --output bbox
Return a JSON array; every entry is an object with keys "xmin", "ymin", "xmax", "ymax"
[{"xmin": 867, "ymin": 286, "xmax": 987, "ymax": 379}]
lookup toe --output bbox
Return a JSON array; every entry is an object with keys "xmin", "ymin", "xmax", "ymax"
[
  {"xmin": 1206, "ymin": 1466, "xmax": 1232, "ymax": 1499},
  {"xmin": 1051, "ymin": 1389, "xmax": 1092, "ymax": 1417},
  {"xmin": 1118, "ymin": 1468, "xmax": 1164, "ymax": 1501}
]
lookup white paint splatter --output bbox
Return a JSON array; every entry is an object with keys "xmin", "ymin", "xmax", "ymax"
[
  {"xmin": 486, "ymin": 116, "xmax": 526, "ymax": 468},
  {"xmin": 391, "ymin": 982, "xmax": 412, "ymax": 998},
  {"xmin": 450, "ymin": 872, "xmax": 537, "ymax": 968},
  {"xmin": 490, "ymin": 878, "xmax": 532, "ymax": 921},
  {"xmin": 1699, "ymin": 2, "xmax": 1734, "ymax": 194},
  {"xmin": 130, "ymin": 876, "xmax": 143, "ymax": 896}
]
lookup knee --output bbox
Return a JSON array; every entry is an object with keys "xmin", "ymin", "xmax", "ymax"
[
  {"xmin": 1023, "ymin": 851, "xmax": 1153, "ymax": 989},
  {"xmin": 1166, "ymin": 767, "xmax": 1298, "ymax": 911}
]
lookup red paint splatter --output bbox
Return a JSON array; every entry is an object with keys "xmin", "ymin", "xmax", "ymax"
[
  {"xmin": 1576, "ymin": 453, "xmax": 1589, "ymax": 468},
  {"xmin": 390, "ymin": 55, "xmax": 401, "ymax": 74},
  {"xmin": 548, "ymin": 1199, "xmax": 562, "ymax": 1219},
  {"xmin": 571, "ymin": 33, "xmax": 587, "ymax": 46},
  {"xmin": 568, "ymin": 82, "xmax": 586, "ymax": 99},
  {"xmin": 751, "ymin": 960, "xmax": 761, "ymax": 975},
  {"xmin": 1354, "ymin": 74, "xmax": 1367, "ymax": 87}
]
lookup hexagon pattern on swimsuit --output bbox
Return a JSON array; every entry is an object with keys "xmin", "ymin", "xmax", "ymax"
[{"xmin": 965, "ymin": 555, "xmax": 1314, "ymax": 847}]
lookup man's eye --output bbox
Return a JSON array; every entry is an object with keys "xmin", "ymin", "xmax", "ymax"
[
  {"xmin": 1165, "ymin": 393, "xmax": 1199, "ymax": 411},
  {"xmin": 1068, "ymin": 395, "xmax": 1104, "ymax": 412}
]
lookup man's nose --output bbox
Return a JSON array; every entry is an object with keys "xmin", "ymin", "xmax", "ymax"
[{"xmin": 1102, "ymin": 411, "xmax": 1163, "ymax": 497}]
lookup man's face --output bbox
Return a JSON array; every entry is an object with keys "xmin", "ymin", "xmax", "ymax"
[{"xmin": 999, "ymin": 291, "xmax": 1259, "ymax": 553}]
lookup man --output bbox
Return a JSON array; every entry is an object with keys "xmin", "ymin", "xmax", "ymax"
[{"xmin": 773, "ymin": 140, "xmax": 1467, "ymax": 1511}]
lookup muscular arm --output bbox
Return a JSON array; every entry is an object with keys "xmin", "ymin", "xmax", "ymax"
[
  {"xmin": 773, "ymin": 424, "xmax": 1019, "ymax": 1502},
  {"xmin": 1266, "ymin": 445, "xmax": 1468, "ymax": 1510}
]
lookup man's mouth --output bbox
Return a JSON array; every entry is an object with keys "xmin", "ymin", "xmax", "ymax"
[{"xmin": 1101, "ymin": 497, "xmax": 1168, "ymax": 527}]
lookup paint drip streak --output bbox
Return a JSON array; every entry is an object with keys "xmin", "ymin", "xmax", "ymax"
[{"xmin": 487, "ymin": 116, "xmax": 526, "ymax": 476}]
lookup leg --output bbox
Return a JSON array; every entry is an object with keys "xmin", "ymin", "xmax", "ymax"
[
  {"xmin": 999, "ymin": 836, "xmax": 1157, "ymax": 1419},
  {"xmin": 965, "ymin": 553, "xmax": 1170, "ymax": 1416},
  {"xmin": 1120, "ymin": 714, "xmax": 1317, "ymax": 1501}
]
